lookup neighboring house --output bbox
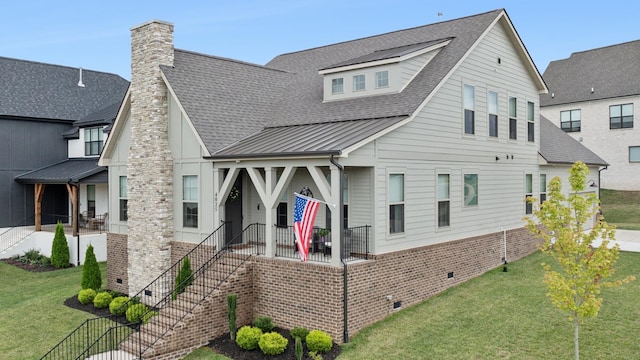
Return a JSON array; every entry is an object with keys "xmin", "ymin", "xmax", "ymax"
[
  {"xmin": 92, "ymin": 9, "xmax": 605, "ymax": 358},
  {"xmin": 540, "ymin": 40, "xmax": 640, "ymax": 190},
  {"xmin": 0, "ymin": 56, "xmax": 129, "ymax": 231}
]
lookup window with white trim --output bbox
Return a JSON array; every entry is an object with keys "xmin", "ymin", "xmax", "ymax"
[
  {"xmin": 629, "ymin": 146, "xmax": 640, "ymax": 162},
  {"xmin": 375, "ymin": 70, "xmax": 389, "ymax": 88},
  {"xmin": 119, "ymin": 176, "xmax": 128, "ymax": 221},
  {"xmin": 87, "ymin": 185, "xmax": 96, "ymax": 218},
  {"xmin": 276, "ymin": 192, "xmax": 287, "ymax": 227},
  {"xmin": 527, "ymin": 101, "xmax": 535, "ymax": 142},
  {"xmin": 389, "ymin": 174, "xmax": 404, "ymax": 233},
  {"xmin": 525, "ymin": 174, "xmax": 533, "ymax": 215},
  {"xmin": 438, "ymin": 174, "xmax": 450, "ymax": 227},
  {"xmin": 464, "ymin": 84, "xmax": 475, "ymax": 135},
  {"xmin": 509, "ymin": 97, "xmax": 517, "ymax": 140},
  {"xmin": 463, "ymin": 174, "xmax": 478, "ymax": 207},
  {"xmin": 539, "ymin": 174, "xmax": 547, "ymax": 204},
  {"xmin": 488, "ymin": 91, "xmax": 498, "ymax": 137},
  {"xmin": 331, "ymin": 78, "xmax": 344, "ymax": 94},
  {"xmin": 183, "ymin": 175, "xmax": 198, "ymax": 228},
  {"xmin": 353, "ymin": 74, "xmax": 366, "ymax": 91}
]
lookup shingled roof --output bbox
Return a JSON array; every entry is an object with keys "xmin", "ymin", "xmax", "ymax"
[
  {"xmin": 160, "ymin": 9, "xmax": 522, "ymax": 157},
  {"xmin": 0, "ymin": 57, "xmax": 129, "ymax": 121},
  {"xmin": 541, "ymin": 40, "xmax": 640, "ymax": 107},
  {"xmin": 539, "ymin": 116, "xmax": 608, "ymax": 166}
]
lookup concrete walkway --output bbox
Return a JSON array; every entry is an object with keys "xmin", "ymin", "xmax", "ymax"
[{"xmin": 593, "ymin": 229, "xmax": 640, "ymax": 252}]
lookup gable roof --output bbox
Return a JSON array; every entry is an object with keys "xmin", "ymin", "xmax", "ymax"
[
  {"xmin": 159, "ymin": 9, "xmax": 545, "ymax": 158},
  {"xmin": 0, "ymin": 56, "xmax": 129, "ymax": 121},
  {"xmin": 539, "ymin": 116, "xmax": 608, "ymax": 166},
  {"xmin": 541, "ymin": 40, "xmax": 640, "ymax": 107},
  {"xmin": 14, "ymin": 158, "xmax": 107, "ymax": 184}
]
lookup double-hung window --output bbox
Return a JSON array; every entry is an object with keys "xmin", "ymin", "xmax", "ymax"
[
  {"xmin": 527, "ymin": 101, "xmax": 535, "ymax": 142},
  {"xmin": 488, "ymin": 91, "xmax": 498, "ymax": 137},
  {"xmin": 629, "ymin": 146, "xmax": 640, "ymax": 162},
  {"xmin": 183, "ymin": 175, "xmax": 198, "ymax": 228},
  {"xmin": 389, "ymin": 174, "xmax": 404, "ymax": 233},
  {"xmin": 525, "ymin": 174, "xmax": 533, "ymax": 215},
  {"xmin": 119, "ymin": 176, "xmax": 128, "ymax": 221},
  {"xmin": 353, "ymin": 75, "xmax": 365, "ymax": 91},
  {"xmin": 438, "ymin": 174, "xmax": 450, "ymax": 227},
  {"xmin": 332, "ymin": 78, "xmax": 344, "ymax": 94},
  {"xmin": 85, "ymin": 127, "xmax": 104, "ymax": 156},
  {"xmin": 509, "ymin": 97, "xmax": 517, "ymax": 140},
  {"xmin": 539, "ymin": 174, "xmax": 547, "ymax": 204},
  {"xmin": 375, "ymin": 71, "xmax": 389, "ymax": 88},
  {"xmin": 463, "ymin": 174, "xmax": 478, "ymax": 207},
  {"xmin": 87, "ymin": 185, "xmax": 96, "ymax": 218},
  {"xmin": 560, "ymin": 109, "xmax": 581, "ymax": 132},
  {"xmin": 610, "ymin": 104, "xmax": 633, "ymax": 129},
  {"xmin": 464, "ymin": 84, "xmax": 475, "ymax": 134}
]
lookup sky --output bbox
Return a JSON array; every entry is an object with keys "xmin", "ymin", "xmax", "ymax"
[{"xmin": 1, "ymin": 1, "xmax": 638, "ymax": 81}]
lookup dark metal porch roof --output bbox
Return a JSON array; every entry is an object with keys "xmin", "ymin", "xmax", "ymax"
[{"xmin": 14, "ymin": 158, "xmax": 107, "ymax": 184}]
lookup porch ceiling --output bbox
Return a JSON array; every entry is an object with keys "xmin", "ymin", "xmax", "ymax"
[{"xmin": 207, "ymin": 116, "xmax": 407, "ymax": 160}]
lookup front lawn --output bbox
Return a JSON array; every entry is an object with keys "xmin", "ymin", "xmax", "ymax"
[{"xmin": 600, "ymin": 189, "xmax": 640, "ymax": 230}]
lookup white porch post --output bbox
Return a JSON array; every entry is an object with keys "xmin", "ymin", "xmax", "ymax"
[
  {"xmin": 213, "ymin": 168, "xmax": 224, "ymax": 251},
  {"xmin": 330, "ymin": 165, "xmax": 342, "ymax": 267},
  {"xmin": 264, "ymin": 167, "xmax": 277, "ymax": 257}
]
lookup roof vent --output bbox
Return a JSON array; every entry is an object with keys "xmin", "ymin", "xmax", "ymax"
[{"xmin": 77, "ymin": 67, "xmax": 85, "ymax": 87}]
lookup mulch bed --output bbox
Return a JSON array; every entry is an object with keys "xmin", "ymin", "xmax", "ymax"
[
  {"xmin": 3, "ymin": 258, "xmax": 341, "ymax": 359},
  {"xmin": 207, "ymin": 328, "xmax": 342, "ymax": 360}
]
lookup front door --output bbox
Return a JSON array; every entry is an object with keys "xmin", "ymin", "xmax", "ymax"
[{"xmin": 224, "ymin": 175, "xmax": 243, "ymax": 245}]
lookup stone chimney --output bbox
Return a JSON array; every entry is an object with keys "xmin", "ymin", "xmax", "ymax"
[{"xmin": 127, "ymin": 20, "xmax": 174, "ymax": 296}]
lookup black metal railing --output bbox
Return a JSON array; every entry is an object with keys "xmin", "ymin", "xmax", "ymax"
[
  {"xmin": 40, "ymin": 221, "xmax": 260, "ymax": 360},
  {"xmin": 39, "ymin": 213, "xmax": 109, "ymax": 235},
  {"xmin": 0, "ymin": 214, "xmax": 36, "ymax": 254},
  {"xmin": 274, "ymin": 225, "xmax": 371, "ymax": 262}
]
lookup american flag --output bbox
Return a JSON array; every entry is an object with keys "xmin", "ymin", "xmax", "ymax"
[{"xmin": 293, "ymin": 193, "xmax": 320, "ymax": 261}]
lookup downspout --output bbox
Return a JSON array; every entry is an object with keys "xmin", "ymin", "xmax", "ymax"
[
  {"xmin": 597, "ymin": 166, "xmax": 607, "ymax": 200},
  {"xmin": 330, "ymin": 154, "xmax": 348, "ymax": 343}
]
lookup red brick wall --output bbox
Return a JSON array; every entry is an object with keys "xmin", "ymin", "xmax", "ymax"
[{"xmin": 106, "ymin": 233, "xmax": 128, "ymax": 294}]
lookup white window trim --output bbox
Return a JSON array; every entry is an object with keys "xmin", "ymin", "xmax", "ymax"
[
  {"xmin": 388, "ymin": 171, "xmax": 405, "ymax": 236},
  {"xmin": 436, "ymin": 170, "xmax": 451, "ymax": 231},
  {"xmin": 462, "ymin": 171, "xmax": 479, "ymax": 209}
]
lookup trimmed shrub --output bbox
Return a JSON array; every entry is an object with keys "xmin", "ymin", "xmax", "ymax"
[
  {"xmin": 290, "ymin": 327, "xmax": 309, "ymax": 341},
  {"xmin": 172, "ymin": 257, "xmax": 193, "ymax": 300},
  {"xmin": 126, "ymin": 303, "xmax": 153, "ymax": 323},
  {"xmin": 236, "ymin": 326, "xmax": 263, "ymax": 350},
  {"xmin": 253, "ymin": 316, "xmax": 275, "ymax": 333},
  {"xmin": 109, "ymin": 296, "xmax": 130, "ymax": 316},
  {"xmin": 227, "ymin": 293, "xmax": 238, "ymax": 340},
  {"xmin": 50, "ymin": 222, "xmax": 70, "ymax": 268},
  {"xmin": 295, "ymin": 336, "xmax": 303, "ymax": 360},
  {"xmin": 306, "ymin": 330, "xmax": 333, "ymax": 353},
  {"xmin": 93, "ymin": 291, "xmax": 113, "ymax": 309},
  {"xmin": 81, "ymin": 244, "xmax": 101, "ymax": 290},
  {"xmin": 78, "ymin": 289, "xmax": 97, "ymax": 305},
  {"xmin": 141, "ymin": 310, "xmax": 159, "ymax": 324},
  {"xmin": 259, "ymin": 332, "xmax": 288, "ymax": 356}
]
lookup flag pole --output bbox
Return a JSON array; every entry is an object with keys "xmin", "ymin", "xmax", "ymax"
[{"xmin": 294, "ymin": 192, "xmax": 337, "ymax": 208}]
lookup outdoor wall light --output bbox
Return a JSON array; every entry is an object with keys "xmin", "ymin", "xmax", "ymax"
[{"xmin": 495, "ymin": 156, "xmax": 500, "ymax": 161}]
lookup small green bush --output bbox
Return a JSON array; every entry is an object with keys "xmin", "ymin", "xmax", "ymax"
[
  {"xmin": 109, "ymin": 296, "xmax": 130, "ymax": 316},
  {"xmin": 81, "ymin": 244, "xmax": 101, "ymax": 290},
  {"xmin": 236, "ymin": 326, "xmax": 263, "ymax": 350},
  {"xmin": 227, "ymin": 293, "xmax": 238, "ymax": 340},
  {"xmin": 93, "ymin": 291, "xmax": 113, "ymax": 309},
  {"xmin": 78, "ymin": 289, "xmax": 97, "ymax": 305},
  {"xmin": 50, "ymin": 222, "xmax": 70, "ymax": 268},
  {"xmin": 306, "ymin": 330, "xmax": 333, "ymax": 353},
  {"xmin": 172, "ymin": 257, "xmax": 193, "ymax": 300},
  {"xmin": 141, "ymin": 310, "xmax": 159, "ymax": 324},
  {"xmin": 295, "ymin": 336, "xmax": 303, "ymax": 360},
  {"xmin": 126, "ymin": 303, "xmax": 151, "ymax": 323},
  {"xmin": 253, "ymin": 316, "xmax": 275, "ymax": 332},
  {"xmin": 258, "ymin": 332, "xmax": 288, "ymax": 355},
  {"xmin": 290, "ymin": 327, "xmax": 309, "ymax": 341}
]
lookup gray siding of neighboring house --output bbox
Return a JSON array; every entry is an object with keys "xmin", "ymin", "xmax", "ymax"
[{"xmin": 0, "ymin": 118, "xmax": 71, "ymax": 227}]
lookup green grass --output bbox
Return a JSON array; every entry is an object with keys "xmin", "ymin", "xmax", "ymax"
[
  {"xmin": 600, "ymin": 188, "xmax": 640, "ymax": 230},
  {"xmin": 0, "ymin": 262, "xmax": 106, "ymax": 359},
  {"xmin": 182, "ymin": 251, "xmax": 640, "ymax": 360}
]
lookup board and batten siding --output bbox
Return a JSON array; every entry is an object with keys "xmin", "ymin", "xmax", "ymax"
[
  {"xmin": 106, "ymin": 112, "xmax": 131, "ymax": 234},
  {"xmin": 368, "ymin": 19, "xmax": 541, "ymax": 254},
  {"xmin": 168, "ymin": 94, "xmax": 215, "ymax": 243}
]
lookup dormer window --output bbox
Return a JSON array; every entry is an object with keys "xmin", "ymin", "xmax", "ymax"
[
  {"xmin": 331, "ymin": 78, "xmax": 344, "ymax": 94},
  {"xmin": 375, "ymin": 71, "xmax": 389, "ymax": 88},
  {"xmin": 353, "ymin": 75, "xmax": 366, "ymax": 91},
  {"xmin": 85, "ymin": 127, "xmax": 104, "ymax": 156}
]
